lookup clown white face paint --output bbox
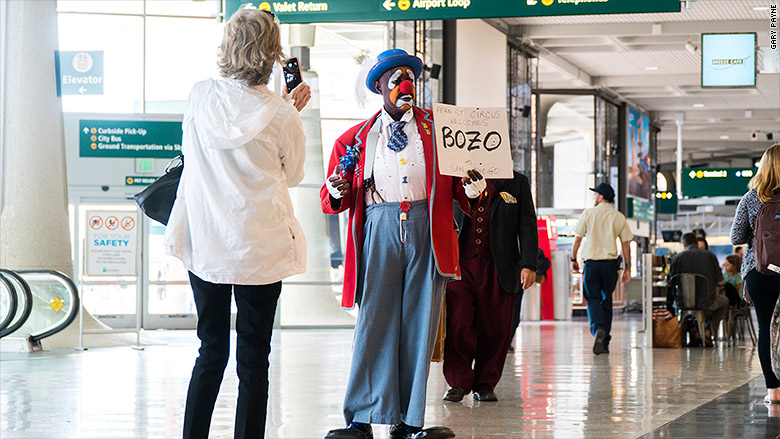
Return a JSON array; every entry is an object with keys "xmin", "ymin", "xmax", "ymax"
[{"xmin": 378, "ymin": 66, "xmax": 416, "ymax": 119}]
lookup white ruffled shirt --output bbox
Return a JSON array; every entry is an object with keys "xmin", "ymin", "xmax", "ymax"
[{"xmin": 365, "ymin": 109, "xmax": 427, "ymax": 205}]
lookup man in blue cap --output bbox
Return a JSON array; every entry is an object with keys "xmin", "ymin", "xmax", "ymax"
[
  {"xmin": 569, "ymin": 183, "xmax": 633, "ymax": 355},
  {"xmin": 322, "ymin": 49, "xmax": 484, "ymax": 439}
]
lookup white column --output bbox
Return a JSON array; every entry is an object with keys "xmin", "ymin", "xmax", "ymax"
[
  {"xmin": 674, "ymin": 113, "xmax": 684, "ymax": 200},
  {"xmin": 0, "ymin": 0, "xmax": 71, "ymax": 277}
]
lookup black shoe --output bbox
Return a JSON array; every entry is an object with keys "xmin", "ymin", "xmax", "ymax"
[
  {"xmin": 472, "ymin": 389, "xmax": 498, "ymax": 401},
  {"xmin": 390, "ymin": 423, "xmax": 422, "ymax": 439},
  {"xmin": 442, "ymin": 386, "xmax": 469, "ymax": 402},
  {"xmin": 593, "ymin": 329, "xmax": 607, "ymax": 355},
  {"xmin": 325, "ymin": 422, "xmax": 373, "ymax": 439},
  {"xmin": 411, "ymin": 426, "xmax": 456, "ymax": 439}
]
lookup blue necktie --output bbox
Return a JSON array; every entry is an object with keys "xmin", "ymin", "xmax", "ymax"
[{"xmin": 387, "ymin": 121, "xmax": 408, "ymax": 152}]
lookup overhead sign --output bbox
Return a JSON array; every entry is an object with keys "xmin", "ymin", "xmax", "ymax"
[
  {"xmin": 79, "ymin": 120, "xmax": 182, "ymax": 159},
  {"xmin": 682, "ymin": 167, "xmax": 757, "ymax": 198},
  {"xmin": 86, "ymin": 211, "xmax": 138, "ymax": 276},
  {"xmin": 55, "ymin": 51, "xmax": 104, "ymax": 96},
  {"xmin": 702, "ymin": 33, "xmax": 757, "ymax": 88},
  {"xmin": 655, "ymin": 191, "xmax": 677, "ymax": 215},
  {"xmin": 627, "ymin": 197, "xmax": 654, "ymax": 222},
  {"xmin": 433, "ymin": 103, "xmax": 513, "ymax": 179},
  {"xmin": 226, "ymin": 0, "xmax": 681, "ymax": 23}
]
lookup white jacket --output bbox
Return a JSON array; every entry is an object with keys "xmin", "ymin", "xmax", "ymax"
[{"xmin": 165, "ymin": 78, "xmax": 306, "ymax": 285}]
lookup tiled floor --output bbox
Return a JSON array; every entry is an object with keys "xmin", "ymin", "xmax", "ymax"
[{"xmin": 1, "ymin": 316, "xmax": 777, "ymax": 438}]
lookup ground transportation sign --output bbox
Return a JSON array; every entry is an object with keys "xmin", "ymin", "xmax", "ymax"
[
  {"xmin": 79, "ymin": 120, "xmax": 182, "ymax": 159},
  {"xmin": 682, "ymin": 167, "xmax": 757, "ymax": 198},
  {"xmin": 226, "ymin": 0, "xmax": 681, "ymax": 23}
]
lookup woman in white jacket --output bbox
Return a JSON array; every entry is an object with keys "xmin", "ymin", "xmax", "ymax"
[{"xmin": 164, "ymin": 8, "xmax": 310, "ymax": 439}]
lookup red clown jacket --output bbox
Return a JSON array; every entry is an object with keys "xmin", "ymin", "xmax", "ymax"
[{"xmin": 320, "ymin": 106, "xmax": 470, "ymax": 309}]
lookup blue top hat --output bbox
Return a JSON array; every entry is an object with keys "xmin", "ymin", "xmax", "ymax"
[{"xmin": 366, "ymin": 49, "xmax": 423, "ymax": 94}]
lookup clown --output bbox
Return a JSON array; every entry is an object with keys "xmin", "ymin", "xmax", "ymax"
[{"xmin": 322, "ymin": 49, "xmax": 485, "ymax": 439}]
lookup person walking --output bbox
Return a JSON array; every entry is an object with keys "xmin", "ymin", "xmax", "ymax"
[
  {"xmin": 321, "ymin": 48, "xmax": 484, "ymax": 439},
  {"xmin": 164, "ymin": 8, "xmax": 311, "ymax": 439},
  {"xmin": 570, "ymin": 183, "xmax": 633, "ymax": 355},
  {"xmin": 442, "ymin": 171, "xmax": 538, "ymax": 403},
  {"xmin": 731, "ymin": 143, "xmax": 780, "ymax": 405}
]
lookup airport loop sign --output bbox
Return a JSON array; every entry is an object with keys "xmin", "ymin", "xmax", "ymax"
[{"xmin": 227, "ymin": 0, "xmax": 681, "ymax": 23}]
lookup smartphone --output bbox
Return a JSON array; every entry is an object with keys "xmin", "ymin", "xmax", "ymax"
[{"xmin": 283, "ymin": 57, "xmax": 302, "ymax": 92}]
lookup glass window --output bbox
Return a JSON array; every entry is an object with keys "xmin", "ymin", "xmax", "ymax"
[
  {"xmin": 145, "ymin": 0, "xmax": 220, "ymax": 17},
  {"xmin": 57, "ymin": 0, "xmax": 143, "ymax": 15},
  {"xmin": 536, "ymin": 94, "xmax": 595, "ymax": 209},
  {"xmin": 147, "ymin": 221, "xmax": 193, "ymax": 315},
  {"xmin": 145, "ymin": 17, "xmax": 223, "ymax": 114},
  {"xmin": 58, "ymin": 14, "xmax": 144, "ymax": 113}
]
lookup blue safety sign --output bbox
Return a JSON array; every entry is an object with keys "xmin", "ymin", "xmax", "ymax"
[{"xmin": 55, "ymin": 51, "xmax": 104, "ymax": 96}]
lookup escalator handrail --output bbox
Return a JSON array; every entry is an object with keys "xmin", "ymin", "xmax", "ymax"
[
  {"xmin": 0, "ymin": 269, "xmax": 34, "ymax": 338},
  {"xmin": 0, "ymin": 273, "xmax": 18, "ymax": 334},
  {"xmin": 15, "ymin": 270, "xmax": 80, "ymax": 343}
]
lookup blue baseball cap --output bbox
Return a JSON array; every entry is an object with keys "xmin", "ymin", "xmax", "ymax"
[
  {"xmin": 590, "ymin": 183, "xmax": 615, "ymax": 202},
  {"xmin": 366, "ymin": 49, "xmax": 423, "ymax": 94}
]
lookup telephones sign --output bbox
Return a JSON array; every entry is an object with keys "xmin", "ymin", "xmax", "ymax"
[{"xmin": 433, "ymin": 103, "xmax": 513, "ymax": 179}]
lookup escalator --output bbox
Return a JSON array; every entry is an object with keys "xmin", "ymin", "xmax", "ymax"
[{"xmin": 0, "ymin": 269, "xmax": 79, "ymax": 351}]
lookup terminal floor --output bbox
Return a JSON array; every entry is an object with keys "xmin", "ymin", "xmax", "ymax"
[{"xmin": 1, "ymin": 316, "xmax": 778, "ymax": 439}]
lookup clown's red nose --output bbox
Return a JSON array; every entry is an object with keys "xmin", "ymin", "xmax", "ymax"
[{"xmin": 399, "ymin": 80, "xmax": 414, "ymax": 95}]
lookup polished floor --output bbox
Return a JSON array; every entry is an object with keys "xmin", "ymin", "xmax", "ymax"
[{"xmin": 1, "ymin": 316, "xmax": 777, "ymax": 438}]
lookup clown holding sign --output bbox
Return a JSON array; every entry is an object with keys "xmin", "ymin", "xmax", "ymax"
[{"xmin": 321, "ymin": 49, "xmax": 486, "ymax": 439}]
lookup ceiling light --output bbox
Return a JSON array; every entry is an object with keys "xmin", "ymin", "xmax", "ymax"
[
  {"xmin": 645, "ymin": 66, "xmax": 659, "ymax": 71},
  {"xmin": 693, "ymin": 103, "xmax": 705, "ymax": 108},
  {"xmin": 719, "ymin": 135, "xmax": 729, "ymax": 139},
  {"xmin": 753, "ymin": 6, "xmax": 770, "ymax": 11}
]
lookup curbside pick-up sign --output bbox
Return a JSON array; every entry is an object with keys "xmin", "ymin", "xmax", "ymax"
[{"xmin": 55, "ymin": 51, "xmax": 104, "ymax": 96}]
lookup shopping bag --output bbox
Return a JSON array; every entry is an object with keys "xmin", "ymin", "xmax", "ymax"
[
  {"xmin": 771, "ymin": 295, "xmax": 780, "ymax": 379},
  {"xmin": 653, "ymin": 314, "xmax": 682, "ymax": 349}
]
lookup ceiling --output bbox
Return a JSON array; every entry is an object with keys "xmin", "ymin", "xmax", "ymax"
[{"xmin": 489, "ymin": 0, "xmax": 779, "ymax": 167}]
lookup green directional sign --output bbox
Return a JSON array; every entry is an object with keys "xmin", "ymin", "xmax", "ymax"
[
  {"xmin": 125, "ymin": 176, "xmax": 158, "ymax": 186},
  {"xmin": 682, "ymin": 167, "xmax": 757, "ymax": 198},
  {"xmin": 627, "ymin": 197, "xmax": 654, "ymax": 222},
  {"xmin": 79, "ymin": 120, "xmax": 182, "ymax": 159},
  {"xmin": 226, "ymin": 0, "xmax": 681, "ymax": 24},
  {"xmin": 655, "ymin": 191, "xmax": 677, "ymax": 215}
]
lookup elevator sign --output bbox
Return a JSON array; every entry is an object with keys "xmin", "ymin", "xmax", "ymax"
[
  {"xmin": 55, "ymin": 51, "xmax": 104, "ymax": 96},
  {"xmin": 85, "ymin": 211, "xmax": 138, "ymax": 276},
  {"xmin": 226, "ymin": 0, "xmax": 680, "ymax": 23}
]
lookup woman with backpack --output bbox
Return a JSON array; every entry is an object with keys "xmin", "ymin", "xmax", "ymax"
[{"xmin": 731, "ymin": 143, "xmax": 780, "ymax": 405}]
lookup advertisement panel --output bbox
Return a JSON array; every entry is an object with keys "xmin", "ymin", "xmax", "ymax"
[
  {"xmin": 627, "ymin": 107, "xmax": 651, "ymax": 201},
  {"xmin": 701, "ymin": 33, "xmax": 757, "ymax": 88}
]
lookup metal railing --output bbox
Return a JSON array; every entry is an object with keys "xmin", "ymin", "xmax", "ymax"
[
  {"xmin": 0, "ymin": 269, "xmax": 80, "ymax": 350},
  {"xmin": 0, "ymin": 269, "xmax": 33, "ymax": 338}
]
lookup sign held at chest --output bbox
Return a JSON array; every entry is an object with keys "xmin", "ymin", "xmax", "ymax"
[{"xmin": 432, "ymin": 103, "xmax": 513, "ymax": 179}]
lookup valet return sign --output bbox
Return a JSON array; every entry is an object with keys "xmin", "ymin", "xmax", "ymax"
[{"xmin": 85, "ymin": 211, "xmax": 138, "ymax": 276}]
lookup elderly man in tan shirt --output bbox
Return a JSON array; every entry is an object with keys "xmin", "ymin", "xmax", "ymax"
[{"xmin": 570, "ymin": 183, "xmax": 633, "ymax": 355}]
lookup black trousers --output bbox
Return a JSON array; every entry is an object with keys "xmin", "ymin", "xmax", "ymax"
[
  {"xmin": 745, "ymin": 269, "xmax": 780, "ymax": 389},
  {"xmin": 182, "ymin": 272, "xmax": 282, "ymax": 439}
]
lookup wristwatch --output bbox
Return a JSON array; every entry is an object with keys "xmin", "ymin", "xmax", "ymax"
[{"xmin": 570, "ymin": 258, "xmax": 577, "ymax": 262}]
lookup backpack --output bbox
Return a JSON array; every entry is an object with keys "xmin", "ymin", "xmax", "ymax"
[{"xmin": 754, "ymin": 192, "xmax": 780, "ymax": 275}]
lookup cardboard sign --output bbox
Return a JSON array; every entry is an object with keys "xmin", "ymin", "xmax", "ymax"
[
  {"xmin": 432, "ymin": 103, "xmax": 513, "ymax": 178},
  {"xmin": 86, "ymin": 211, "xmax": 138, "ymax": 276}
]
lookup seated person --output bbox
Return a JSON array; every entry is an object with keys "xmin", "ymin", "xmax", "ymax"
[
  {"xmin": 667, "ymin": 232, "xmax": 729, "ymax": 343},
  {"xmin": 722, "ymin": 254, "xmax": 746, "ymax": 306}
]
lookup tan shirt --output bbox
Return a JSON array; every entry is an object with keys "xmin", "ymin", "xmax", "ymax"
[{"xmin": 573, "ymin": 202, "xmax": 633, "ymax": 261}]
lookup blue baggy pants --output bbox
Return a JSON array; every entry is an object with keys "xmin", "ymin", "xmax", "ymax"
[
  {"xmin": 343, "ymin": 199, "xmax": 446, "ymax": 428},
  {"xmin": 583, "ymin": 259, "xmax": 619, "ymax": 346}
]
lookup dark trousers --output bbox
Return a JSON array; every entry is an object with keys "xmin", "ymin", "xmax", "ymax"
[
  {"xmin": 182, "ymin": 272, "xmax": 282, "ymax": 439},
  {"xmin": 583, "ymin": 260, "xmax": 619, "ymax": 346},
  {"xmin": 444, "ymin": 255, "xmax": 515, "ymax": 391},
  {"xmin": 744, "ymin": 269, "xmax": 780, "ymax": 389}
]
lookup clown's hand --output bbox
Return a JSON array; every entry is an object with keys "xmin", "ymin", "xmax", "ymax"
[
  {"xmin": 326, "ymin": 169, "xmax": 349, "ymax": 200},
  {"xmin": 461, "ymin": 169, "xmax": 486, "ymax": 199}
]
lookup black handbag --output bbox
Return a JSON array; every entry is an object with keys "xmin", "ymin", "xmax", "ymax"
[{"xmin": 134, "ymin": 154, "xmax": 183, "ymax": 225}]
